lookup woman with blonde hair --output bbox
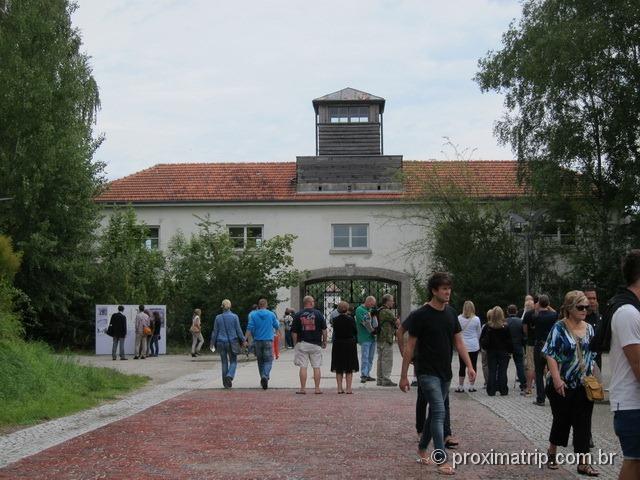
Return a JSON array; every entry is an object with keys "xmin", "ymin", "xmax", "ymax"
[
  {"xmin": 190, "ymin": 308, "xmax": 204, "ymax": 358},
  {"xmin": 480, "ymin": 306, "xmax": 513, "ymax": 396},
  {"xmin": 455, "ymin": 300, "xmax": 482, "ymax": 392},
  {"xmin": 542, "ymin": 290, "xmax": 598, "ymax": 476},
  {"xmin": 212, "ymin": 299, "xmax": 247, "ymax": 388}
]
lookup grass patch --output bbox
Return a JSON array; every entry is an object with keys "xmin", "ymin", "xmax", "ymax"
[{"xmin": 0, "ymin": 339, "xmax": 148, "ymax": 427}]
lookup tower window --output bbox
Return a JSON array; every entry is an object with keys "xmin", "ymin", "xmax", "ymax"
[{"xmin": 329, "ymin": 106, "xmax": 369, "ymax": 123}]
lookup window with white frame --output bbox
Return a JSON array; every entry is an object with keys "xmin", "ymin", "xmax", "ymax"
[
  {"xmin": 329, "ymin": 106, "xmax": 369, "ymax": 123},
  {"xmin": 228, "ymin": 225, "xmax": 263, "ymax": 249},
  {"xmin": 144, "ymin": 227, "xmax": 160, "ymax": 250},
  {"xmin": 332, "ymin": 224, "xmax": 369, "ymax": 249}
]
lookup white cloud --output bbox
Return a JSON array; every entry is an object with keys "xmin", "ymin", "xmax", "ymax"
[{"xmin": 74, "ymin": 0, "xmax": 522, "ymax": 179}]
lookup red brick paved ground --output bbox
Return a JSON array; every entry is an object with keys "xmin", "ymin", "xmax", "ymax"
[{"xmin": 0, "ymin": 389, "xmax": 575, "ymax": 479}]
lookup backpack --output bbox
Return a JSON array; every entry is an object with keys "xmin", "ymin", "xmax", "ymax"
[{"xmin": 592, "ymin": 287, "xmax": 640, "ymax": 353}]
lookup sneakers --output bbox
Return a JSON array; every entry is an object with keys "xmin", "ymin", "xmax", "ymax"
[
  {"xmin": 365, "ymin": 376, "xmax": 375, "ymax": 382},
  {"xmin": 361, "ymin": 377, "xmax": 368, "ymax": 383},
  {"xmin": 223, "ymin": 376, "xmax": 232, "ymax": 389},
  {"xmin": 454, "ymin": 386, "xmax": 465, "ymax": 393},
  {"xmin": 260, "ymin": 377, "xmax": 268, "ymax": 390}
]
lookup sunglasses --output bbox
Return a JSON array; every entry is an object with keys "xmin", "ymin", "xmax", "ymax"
[{"xmin": 575, "ymin": 305, "xmax": 590, "ymax": 311}]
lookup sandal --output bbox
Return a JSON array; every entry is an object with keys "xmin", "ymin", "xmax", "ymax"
[
  {"xmin": 445, "ymin": 438, "xmax": 459, "ymax": 449},
  {"xmin": 437, "ymin": 464, "xmax": 455, "ymax": 475},
  {"xmin": 416, "ymin": 456, "xmax": 435, "ymax": 466},
  {"xmin": 577, "ymin": 465, "xmax": 599, "ymax": 477},
  {"xmin": 547, "ymin": 451, "xmax": 559, "ymax": 470}
]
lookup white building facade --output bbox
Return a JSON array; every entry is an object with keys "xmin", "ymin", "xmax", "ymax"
[{"xmin": 97, "ymin": 89, "xmax": 520, "ymax": 319}]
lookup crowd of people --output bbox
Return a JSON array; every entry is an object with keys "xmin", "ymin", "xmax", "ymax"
[
  {"xmin": 107, "ymin": 305, "xmax": 162, "ymax": 360},
  {"xmin": 106, "ymin": 250, "xmax": 640, "ymax": 479}
]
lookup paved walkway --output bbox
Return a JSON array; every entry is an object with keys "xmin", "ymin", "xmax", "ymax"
[{"xmin": 0, "ymin": 346, "xmax": 622, "ymax": 479}]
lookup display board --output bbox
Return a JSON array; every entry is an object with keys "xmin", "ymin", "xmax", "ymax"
[{"xmin": 95, "ymin": 305, "xmax": 167, "ymax": 355}]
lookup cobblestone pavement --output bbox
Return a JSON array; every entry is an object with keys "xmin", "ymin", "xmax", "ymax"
[
  {"xmin": 0, "ymin": 389, "xmax": 575, "ymax": 480},
  {"xmin": 0, "ymin": 347, "xmax": 623, "ymax": 478}
]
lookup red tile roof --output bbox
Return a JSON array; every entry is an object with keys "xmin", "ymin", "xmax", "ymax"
[{"xmin": 95, "ymin": 160, "xmax": 525, "ymax": 204}]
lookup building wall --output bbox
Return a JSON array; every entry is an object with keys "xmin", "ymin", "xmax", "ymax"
[{"xmin": 100, "ymin": 202, "xmax": 431, "ymax": 317}]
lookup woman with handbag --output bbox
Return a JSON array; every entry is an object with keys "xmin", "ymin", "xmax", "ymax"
[
  {"xmin": 211, "ymin": 299, "xmax": 247, "ymax": 388},
  {"xmin": 542, "ymin": 290, "xmax": 600, "ymax": 477},
  {"xmin": 190, "ymin": 308, "xmax": 204, "ymax": 358}
]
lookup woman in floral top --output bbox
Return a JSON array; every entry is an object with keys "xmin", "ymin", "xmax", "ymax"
[{"xmin": 542, "ymin": 290, "xmax": 599, "ymax": 477}]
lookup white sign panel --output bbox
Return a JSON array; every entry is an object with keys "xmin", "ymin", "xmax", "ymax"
[{"xmin": 95, "ymin": 305, "xmax": 167, "ymax": 355}]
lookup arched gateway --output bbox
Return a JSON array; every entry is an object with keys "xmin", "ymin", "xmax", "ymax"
[{"xmin": 290, "ymin": 267, "xmax": 412, "ymax": 320}]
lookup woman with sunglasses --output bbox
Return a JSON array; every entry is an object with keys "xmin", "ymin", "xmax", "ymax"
[{"xmin": 542, "ymin": 290, "xmax": 599, "ymax": 477}]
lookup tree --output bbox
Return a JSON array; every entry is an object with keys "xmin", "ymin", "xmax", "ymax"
[
  {"xmin": 164, "ymin": 219, "xmax": 302, "ymax": 343},
  {"xmin": 91, "ymin": 207, "xmax": 165, "ymax": 306},
  {"xmin": 476, "ymin": 0, "xmax": 640, "ymax": 297},
  {"xmin": 402, "ymin": 159, "xmax": 526, "ymax": 315},
  {"xmin": 0, "ymin": 0, "xmax": 103, "ymax": 343}
]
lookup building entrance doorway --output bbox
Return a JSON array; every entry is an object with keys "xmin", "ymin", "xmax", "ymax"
[{"xmin": 304, "ymin": 278, "xmax": 400, "ymax": 323}]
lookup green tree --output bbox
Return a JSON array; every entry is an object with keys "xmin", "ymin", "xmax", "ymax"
[
  {"xmin": 164, "ymin": 219, "xmax": 302, "ymax": 343},
  {"xmin": 0, "ymin": 0, "xmax": 103, "ymax": 343},
  {"xmin": 92, "ymin": 207, "xmax": 165, "ymax": 306},
  {"xmin": 402, "ymin": 160, "xmax": 526, "ymax": 314},
  {"xmin": 476, "ymin": 0, "xmax": 640, "ymax": 297}
]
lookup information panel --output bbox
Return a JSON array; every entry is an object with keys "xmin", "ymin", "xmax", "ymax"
[{"xmin": 95, "ymin": 305, "xmax": 167, "ymax": 355}]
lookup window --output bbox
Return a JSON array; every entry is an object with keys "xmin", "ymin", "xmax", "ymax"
[
  {"xmin": 144, "ymin": 227, "xmax": 159, "ymax": 250},
  {"xmin": 332, "ymin": 224, "xmax": 369, "ymax": 249},
  {"xmin": 228, "ymin": 225, "xmax": 263, "ymax": 249},
  {"xmin": 329, "ymin": 106, "xmax": 369, "ymax": 123}
]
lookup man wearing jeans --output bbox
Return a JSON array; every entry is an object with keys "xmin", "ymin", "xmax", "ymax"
[
  {"xmin": 532, "ymin": 295, "xmax": 557, "ymax": 406},
  {"xmin": 609, "ymin": 250, "xmax": 640, "ymax": 480},
  {"xmin": 246, "ymin": 298, "xmax": 280, "ymax": 390},
  {"xmin": 400, "ymin": 272, "xmax": 475, "ymax": 475},
  {"xmin": 356, "ymin": 296, "xmax": 377, "ymax": 383}
]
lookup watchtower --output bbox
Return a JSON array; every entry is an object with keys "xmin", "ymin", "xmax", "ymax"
[{"xmin": 296, "ymin": 88, "xmax": 403, "ymax": 193}]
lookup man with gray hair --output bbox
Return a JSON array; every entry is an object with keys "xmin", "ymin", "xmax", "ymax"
[
  {"xmin": 376, "ymin": 294, "xmax": 398, "ymax": 386},
  {"xmin": 291, "ymin": 295, "xmax": 327, "ymax": 394},
  {"xmin": 356, "ymin": 296, "xmax": 378, "ymax": 383}
]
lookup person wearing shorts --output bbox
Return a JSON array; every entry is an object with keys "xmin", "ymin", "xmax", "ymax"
[
  {"xmin": 609, "ymin": 251, "xmax": 640, "ymax": 480},
  {"xmin": 291, "ymin": 295, "xmax": 327, "ymax": 394}
]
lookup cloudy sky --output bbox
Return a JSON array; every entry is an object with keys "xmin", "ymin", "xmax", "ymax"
[{"xmin": 73, "ymin": 0, "xmax": 522, "ymax": 180}]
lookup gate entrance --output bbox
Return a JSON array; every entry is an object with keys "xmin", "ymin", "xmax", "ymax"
[{"xmin": 304, "ymin": 278, "xmax": 400, "ymax": 320}]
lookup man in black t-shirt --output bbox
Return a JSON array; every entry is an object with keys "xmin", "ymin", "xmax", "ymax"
[
  {"xmin": 400, "ymin": 272, "xmax": 475, "ymax": 474},
  {"xmin": 532, "ymin": 294, "xmax": 558, "ymax": 406}
]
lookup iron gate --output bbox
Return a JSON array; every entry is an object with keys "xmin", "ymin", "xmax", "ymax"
[{"xmin": 304, "ymin": 278, "xmax": 400, "ymax": 319}]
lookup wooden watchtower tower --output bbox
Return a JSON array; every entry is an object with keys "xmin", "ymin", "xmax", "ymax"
[{"xmin": 296, "ymin": 87, "xmax": 403, "ymax": 193}]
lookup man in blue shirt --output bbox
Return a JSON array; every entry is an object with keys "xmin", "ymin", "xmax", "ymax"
[{"xmin": 246, "ymin": 298, "xmax": 280, "ymax": 389}]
